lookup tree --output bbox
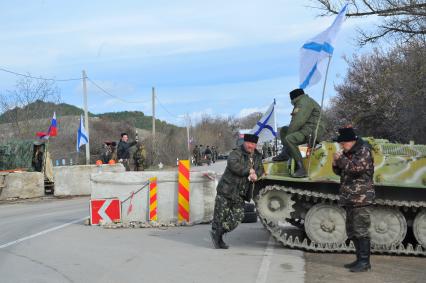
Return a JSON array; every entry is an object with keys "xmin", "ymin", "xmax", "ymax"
[
  {"xmin": 325, "ymin": 40, "xmax": 426, "ymax": 143},
  {"xmin": 312, "ymin": 0, "xmax": 426, "ymax": 45},
  {"xmin": 0, "ymin": 76, "xmax": 61, "ymax": 138}
]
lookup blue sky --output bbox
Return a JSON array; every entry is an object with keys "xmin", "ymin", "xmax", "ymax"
[{"xmin": 0, "ymin": 0, "xmax": 376, "ymax": 127}]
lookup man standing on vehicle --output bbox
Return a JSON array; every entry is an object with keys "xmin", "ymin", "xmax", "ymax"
[
  {"xmin": 117, "ymin": 133, "xmax": 138, "ymax": 171},
  {"xmin": 273, "ymin": 88, "xmax": 325, "ymax": 177},
  {"xmin": 210, "ymin": 134, "xmax": 264, "ymax": 249},
  {"xmin": 333, "ymin": 127, "xmax": 375, "ymax": 272}
]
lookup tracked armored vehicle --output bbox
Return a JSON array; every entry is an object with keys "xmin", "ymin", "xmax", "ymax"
[{"xmin": 254, "ymin": 138, "xmax": 426, "ymax": 256}]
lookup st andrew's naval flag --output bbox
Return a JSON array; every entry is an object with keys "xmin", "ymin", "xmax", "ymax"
[
  {"xmin": 299, "ymin": 3, "xmax": 348, "ymax": 89},
  {"xmin": 76, "ymin": 115, "xmax": 89, "ymax": 152},
  {"xmin": 36, "ymin": 112, "xmax": 57, "ymax": 139},
  {"xmin": 250, "ymin": 100, "xmax": 277, "ymax": 144}
]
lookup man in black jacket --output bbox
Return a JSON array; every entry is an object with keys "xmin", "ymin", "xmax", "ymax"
[
  {"xmin": 117, "ymin": 133, "xmax": 138, "ymax": 171},
  {"xmin": 210, "ymin": 134, "xmax": 264, "ymax": 249}
]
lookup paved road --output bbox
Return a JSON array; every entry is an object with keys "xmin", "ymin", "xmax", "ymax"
[
  {"xmin": 0, "ymin": 160, "xmax": 425, "ymax": 282},
  {"xmin": 0, "ymin": 199, "xmax": 304, "ymax": 283}
]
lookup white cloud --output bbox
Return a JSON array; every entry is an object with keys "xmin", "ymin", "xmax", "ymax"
[{"xmin": 238, "ymin": 106, "xmax": 268, "ymax": 118}]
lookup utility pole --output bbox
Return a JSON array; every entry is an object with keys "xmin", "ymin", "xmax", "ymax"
[
  {"xmin": 152, "ymin": 87, "xmax": 156, "ymax": 140},
  {"xmin": 152, "ymin": 87, "xmax": 156, "ymax": 162},
  {"xmin": 186, "ymin": 113, "xmax": 191, "ymax": 161},
  {"xmin": 82, "ymin": 70, "xmax": 90, "ymax": 165}
]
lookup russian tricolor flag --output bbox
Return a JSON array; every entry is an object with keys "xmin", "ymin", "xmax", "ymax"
[{"xmin": 36, "ymin": 112, "xmax": 57, "ymax": 139}]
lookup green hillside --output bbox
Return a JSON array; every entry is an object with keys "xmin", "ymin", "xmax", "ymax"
[{"xmin": 0, "ymin": 100, "xmax": 180, "ymax": 131}]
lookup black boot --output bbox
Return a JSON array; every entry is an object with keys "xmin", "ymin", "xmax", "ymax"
[
  {"xmin": 272, "ymin": 149, "xmax": 290, "ymax": 161},
  {"xmin": 292, "ymin": 161, "xmax": 307, "ymax": 178},
  {"xmin": 344, "ymin": 239, "xmax": 360, "ymax": 268},
  {"xmin": 350, "ymin": 238, "xmax": 371, "ymax": 272},
  {"xmin": 210, "ymin": 229, "xmax": 221, "ymax": 249},
  {"xmin": 219, "ymin": 234, "xmax": 229, "ymax": 249}
]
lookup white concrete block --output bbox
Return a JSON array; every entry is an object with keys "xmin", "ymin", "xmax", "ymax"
[
  {"xmin": 54, "ymin": 164, "xmax": 125, "ymax": 197},
  {"xmin": 0, "ymin": 172, "xmax": 44, "ymax": 200},
  {"xmin": 90, "ymin": 170, "xmax": 217, "ymax": 224}
]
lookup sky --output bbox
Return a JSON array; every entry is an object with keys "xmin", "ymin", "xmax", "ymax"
[{"xmin": 0, "ymin": 0, "xmax": 376, "ymax": 127}]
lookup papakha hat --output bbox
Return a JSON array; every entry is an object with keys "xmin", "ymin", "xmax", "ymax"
[
  {"xmin": 336, "ymin": 127, "xmax": 358, "ymax": 142},
  {"xmin": 289, "ymin": 88, "xmax": 304, "ymax": 100},
  {"xmin": 244, "ymin": 134, "xmax": 259, "ymax": 144}
]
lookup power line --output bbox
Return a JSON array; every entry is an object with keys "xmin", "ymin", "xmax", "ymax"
[
  {"xmin": 0, "ymin": 67, "xmax": 82, "ymax": 82},
  {"xmin": 155, "ymin": 95, "xmax": 182, "ymax": 119},
  {"xmin": 86, "ymin": 77, "xmax": 148, "ymax": 104}
]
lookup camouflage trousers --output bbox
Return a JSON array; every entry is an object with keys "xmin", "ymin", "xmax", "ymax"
[
  {"xmin": 345, "ymin": 206, "xmax": 371, "ymax": 240},
  {"xmin": 211, "ymin": 194, "xmax": 245, "ymax": 233}
]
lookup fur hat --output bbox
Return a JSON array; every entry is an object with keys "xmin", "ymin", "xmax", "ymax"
[
  {"xmin": 289, "ymin": 88, "xmax": 304, "ymax": 100},
  {"xmin": 336, "ymin": 127, "xmax": 358, "ymax": 142},
  {"xmin": 243, "ymin": 134, "xmax": 259, "ymax": 144}
]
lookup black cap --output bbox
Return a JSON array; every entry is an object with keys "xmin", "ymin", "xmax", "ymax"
[
  {"xmin": 336, "ymin": 127, "xmax": 358, "ymax": 142},
  {"xmin": 289, "ymin": 88, "xmax": 304, "ymax": 100},
  {"xmin": 243, "ymin": 134, "xmax": 259, "ymax": 144}
]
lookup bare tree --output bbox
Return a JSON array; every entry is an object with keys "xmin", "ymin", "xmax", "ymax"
[
  {"xmin": 0, "ymin": 76, "xmax": 61, "ymax": 138},
  {"xmin": 312, "ymin": 0, "xmax": 426, "ymax": 45},
  {"xmin": 325, "ymin": 40, "xmax": 426, "ymax": 143}
]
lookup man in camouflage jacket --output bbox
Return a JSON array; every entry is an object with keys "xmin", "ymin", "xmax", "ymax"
[
  {"xmin": 273, "ymin": 88, "xmax": 325, "ymax": 177},
  {"xmin": 333, "ymin": 127, "xmax": 375, "ymax": 272},
  {"xmin": 210, "ymin": 134, "xmax": 264, "ymax": 249}
]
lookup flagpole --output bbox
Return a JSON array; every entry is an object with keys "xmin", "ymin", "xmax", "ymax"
[
  {"xmin": 273, "ymin": 99, "xmax": 278, "ymax": 157},
  {"xmin": 307, "ymin": 55, "xmax": 332, "ymax": 175}
]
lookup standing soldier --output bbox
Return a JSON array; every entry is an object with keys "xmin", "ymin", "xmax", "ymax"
[
  {"xmin": 117, "ymin": 133, "xmax": 138, "ymax": 171},
  {"xmin": 333, "ymin": 127, "xmax": 375, "ymax": 272},
  {"xmin": 210, "ymin": 134, "xmax": 264, "ymax": 249},
  {"xmin": 133, "ymin": 143, "xmax": 147, "ymax": 171},
  {"xmin": 262, "ymin": 142, "xmax": 269, "ymax": 159},
  {"xmin": 100, "ymin": 141, "xmax": 112, "ymax": 164},
  {"xmin": 211, "ymin": 146, "xmax": 217, "ymax": 163},
  {"xmin": 192, "ymin": 145, "xmax": 200, "ymax": 166},
  {"xmin": 204, "ymin": 145, "xmax": 212, "ymax": 166},
  {"xmin": 198, "ymin": 145, "xmax": 204, "ymax": 165}
]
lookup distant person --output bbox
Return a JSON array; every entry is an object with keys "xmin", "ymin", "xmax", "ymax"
[
  {"xmin": 204, "ymin": 145, "xmax": 212, "ymax": 166},
  {"xmin": 210, "ymin": 134, "xmax": 264, "ymax": 249},
  {"xmin": 117, "ymin": 132, "xmax": 138, "ymax": 171},
  {"xmin": 211, "ymin": 146, "xmax": 218, "ymax": 163},
  {"xmin": 273, "ymin": 88, "xmax": 326, "ymax": 177},
  {"xmin": 100, "ymin": 141, "xmax": 113, "ymax": 164},
  {"xmin": 193, "ymin": 145, "xmax": 200, "ymax": 166},
  {"xmin": 32, "ymin": 142, "xmax": 44, "ymax": 172},
  {"xmin": 199, "ymin": 145, "xmax": 204, "ymax": 165},
  {"xmin": 333, "ymin": 127, "xmax": 375, "ymax": 272},
  {"xmin": 133, "ymin": 143, "xmax": 147, "ymax": 171},
  {"xmin": 262, "ymin": 142, "xmax": 269, "ymax": 159}
]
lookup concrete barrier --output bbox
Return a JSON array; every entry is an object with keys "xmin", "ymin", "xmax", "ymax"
[
  {"xmin": 0, "ymin": 172, "xmax": 44, "ymax": 200},
  {"xmin": 54, "ymin": 164, "xmax": 125, "ymax": 197},
  {"xmin": 90, "ymin": 170, "xmax": 217, "ymax": 224}
]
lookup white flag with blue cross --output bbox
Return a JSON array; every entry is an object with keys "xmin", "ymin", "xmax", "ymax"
[
  {"xmin": 250, "ymin": 100, "xmax": 277, "ymax": 143},
  {"xmin": 299, "ymin": 3, "xmax": 348, "ymax": 89}
]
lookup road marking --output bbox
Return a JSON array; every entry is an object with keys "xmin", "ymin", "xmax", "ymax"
[
  {"xmin": 0, "ymin": 216, "xmax": 88, "ymax": 249},
  {"xmin": 256, "ymin": 236, "xmax": 275, "ymax": 283}
]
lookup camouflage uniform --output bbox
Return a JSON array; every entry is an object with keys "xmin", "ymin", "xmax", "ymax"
[
  {"xmin": 212, "ymin": 144, "xmax": 264, "ymax": 234},
  {"xmin": 332, "ymin": 138, "xmax": 375, "ymax": 239},
  {"xmin": 192, "ymin": 146, "xmax": 200, "ymax": 166},
  {"xmin": 282, "ymin": 93, "xmax": 325, "ymax": 163}
]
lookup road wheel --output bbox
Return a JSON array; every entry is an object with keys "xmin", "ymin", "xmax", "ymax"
[
  {"xmin": 369, "ymin": 207, "xmax": 407, "ymax": 246},
  {"xmin": 305, "ymin": 203, "xmax": 347, "ymax": 244},
  {"xmin": 413, "ymin": 209, "xmax": 426, "ymax": 248}
]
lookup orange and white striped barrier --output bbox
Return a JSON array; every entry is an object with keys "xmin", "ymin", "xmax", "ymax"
[
  {"xmin": 178, "ymin": 160, "xmax": 190, "ymax": 222},
  {"xmin": 149, "ymin": 177, "xmax": 158, "ymax": 221}
]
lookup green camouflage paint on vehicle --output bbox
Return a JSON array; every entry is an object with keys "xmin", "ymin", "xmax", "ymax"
[{"xmin": 255, "ymin": 138, "xmax": 426, "ymax": 256}]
